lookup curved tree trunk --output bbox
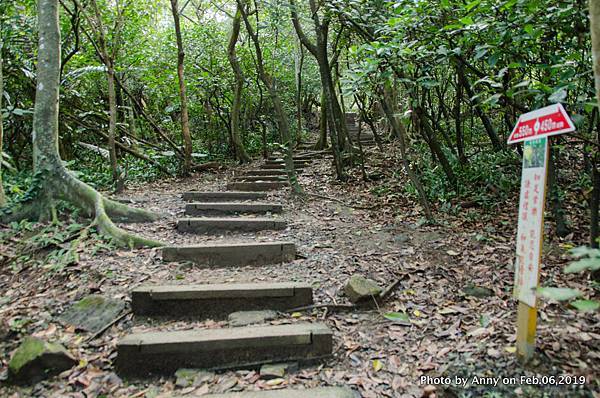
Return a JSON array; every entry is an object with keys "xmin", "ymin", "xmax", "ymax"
[
  {"xmin": 227, "ymin": 6, "xmax": 251, "ymax": 163},
  {"xmin": 2, "ymin": 0, "xmax": 162, "ymax": 249},
  {"xmin": 237, "ymin": 0, "xmax": 300, "ymax": 193},
  {"xmin": 170, "ymin": 0, "xmax": 193, "ymax": 175}
]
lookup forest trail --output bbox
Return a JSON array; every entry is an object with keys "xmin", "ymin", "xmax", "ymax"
[
  {"xmin": 1, "ymin": 140, "xmax": 597, "ymax": 397},
  {"xmin": 114, "ymin": 148, "xmax": 342, "ymax": 393}
]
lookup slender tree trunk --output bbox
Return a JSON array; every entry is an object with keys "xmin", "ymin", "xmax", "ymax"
[
  {"xmin": 290, "ymin": 0, "xmax": 346, "ymax": 180},
  {"xmin": 237, "ymin": 0, "xmax": 300, "ymax": 193},
  {"xmin": 455, "ymin": 64, "xmax": 467, "ymax": 165},
  {"xmin": 227, "ymin": 6, "xmax": 251, "ymax": 163},
  {"xmin": 416, "ymin": 105, "xmax": 457, "ymax": 188},
  {"xmin": 170, "ymin": 0, "xmax": 193, "ymax": 175},
  {"xmin": 380, "ymin": 86, "xmax": 433, "ymax": 220},
  {"xmin": 0, "ymin": 35, "xmax": 6, "ymax": 207},
  {"xmin": 547, "ymin": 146, "xmax": 569, "ymax": 237},
  {"xmin": 588, "ymin": 0, "xmax": 600, "ymax": 249},
  {"xmin": 314, "ymin": 88, "xmax": 328, "ymax": 149},
  {"xmin": 106, "ymin": 62, "xmax": 122, "ymax": 192},
  {"xmin": 295, "ymin": 40, "xmax": 304, "ymax": 146},
  {"xmin": 457, "ymin": 63, "xmax": 503, "ymax": 151}
]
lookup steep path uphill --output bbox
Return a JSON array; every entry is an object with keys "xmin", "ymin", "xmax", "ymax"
[{"xmin": 114, "ymin": 148, "xmax": 357, "ymax": 398}]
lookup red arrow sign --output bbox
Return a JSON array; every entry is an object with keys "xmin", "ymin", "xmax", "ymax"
[{"xmin": 507, "ymin": 104, "xmax": 575, "ymax": 144}]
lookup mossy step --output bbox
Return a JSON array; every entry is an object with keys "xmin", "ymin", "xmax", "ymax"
[
  {"xmin": 116, "ymin": 323, "xmax": 332, "ymax": 377},
  {"xmin": 131, "ymin": 282, "xmax": 312, "ymax": 318}
]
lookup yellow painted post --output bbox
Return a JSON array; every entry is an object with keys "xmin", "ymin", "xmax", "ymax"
[{"xmin": 516, "ymin": 301, "xmax": 537, "ymax": 363}]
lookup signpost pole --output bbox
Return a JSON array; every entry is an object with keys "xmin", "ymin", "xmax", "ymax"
[
  {"xmin": 516, "ymin": 302, "xmax": 537, "ymax": 362},
  {"xmin": 508, "ymin": 104, "xmax": 575, "ymax": 363}
]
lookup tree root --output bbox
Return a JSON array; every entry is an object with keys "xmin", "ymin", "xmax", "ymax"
[{"xmin": 1, "ymin": 166, "xmax": 165, "ymax": 249}]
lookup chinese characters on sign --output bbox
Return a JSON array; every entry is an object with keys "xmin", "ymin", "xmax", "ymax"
[{"xmin": 513, "ymin": 137, "xmax": 548, "ymax": 307}]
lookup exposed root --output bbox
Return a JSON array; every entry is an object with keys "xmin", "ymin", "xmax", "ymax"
[{"xmin": 1, "ymin": 166, "xmax": 165, "ymax": 248}]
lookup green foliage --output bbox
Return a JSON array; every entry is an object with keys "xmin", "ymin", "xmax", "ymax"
[{"xmin": 538, "ymin": 247, "xmax": 600, "ymax": 312}]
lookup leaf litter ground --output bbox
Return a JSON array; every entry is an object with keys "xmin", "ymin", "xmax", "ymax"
[{"xmin": 0, "ymin": 145, "xmax": 598, "ymax": 398}]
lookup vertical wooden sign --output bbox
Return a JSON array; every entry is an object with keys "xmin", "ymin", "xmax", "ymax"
[
  {"xmin": 513, "ymin": 137, "xmax": 549, "ymax": 362},
  {"xmin": 508, "ymin": 104, "xmax": 575, "ymax": 363}
]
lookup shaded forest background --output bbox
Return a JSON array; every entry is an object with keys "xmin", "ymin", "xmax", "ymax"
[{"xmin": 0, "ymin": 0, "xmax": 598, "ymax": 246}]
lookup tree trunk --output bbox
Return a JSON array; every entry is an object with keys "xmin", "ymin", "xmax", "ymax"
[
  {"xmin": 227, "ymin": 6, "xmax": 251, "ymax": 163},
  {"xmin": 295, "ymin": 40, "xmax": 304, "ymax": 146},
  {"xmin": 237, "ymin": 0, "xmax": 300, "ymax": 193},
  {"xmin": 170, "ymin": 0, "xmax": 193, "ymax": 175},
  {"xmin": 314, "ymin": 88, "xmax": 328, "ymax": 149},
  {"xmin": 454, "ymin": 64, "xmax": 467, "ymax": 165},
  {"xmin": 380, "ymin": 86, "xmax": 433, "ymax": 220},
  {"xmin": 106, "ymin": 63, "xmax": 122, "ymax": 192},
  {"xmin": 457, "ymin": 63, "xmax": 503, "ymax": 151},
  {"xmin": 547, "ymin": 146, "xmax": 570, "ymax": 237},
  {"xmin": 290, "ymin": 0, "xmax": 346, "ymax": 180},
  {"xmin": 0, "ymin": 35, "xmax": 6, "ymax": 207},
  {"xmin": 415, "ymin": 105, "xmax": 457, "ymax": 188},
  {"xmin": 4, "ymin": 0, "xmax": 161, "ymax": 248},
  {"xmin": 589, "ymin": 0, "xmax": 600, "ymax": 249}
]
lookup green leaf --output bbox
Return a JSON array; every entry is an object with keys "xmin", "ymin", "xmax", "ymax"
[
  {"xmin": 459, "ymin": 17, "xmax": 474, "ymax": 25},
  {"xmin": 564, "ymin": 257, "xmax": 600, "ymax": 273},
  {"xmin": 384, "ymin": 311, "xmax": 410, "ymax": 324},
  {"xmin": 570, "ymin": 246, "xmax": 600, "ymax": 258},
  {"xmin": 570, "ymin": 300, "xmax": 600, "ymax": 312},
  {"xmin": 537, "ymin": 287, "xmax": 582, "ymax": 301}
]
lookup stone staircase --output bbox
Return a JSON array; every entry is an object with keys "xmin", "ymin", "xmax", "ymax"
[
  {"xmin": 345, "ymin": 112, "xmax": 376, "ymax": 147},
  {"xmin": 114, "ymin": 152, "xmax": 354, "ymax": 397}
]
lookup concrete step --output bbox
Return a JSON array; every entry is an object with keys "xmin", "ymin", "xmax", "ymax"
[
  {"xmin": 184, "ymin": 202, "xmax": 283, "ymax": 216},
  {"xmin": 203, "ymin": 387, "xmax": 356, "ymax": 398},
  {"xmin": 162, "ymin": 241, "xmax": 296, "ymax": 266},
  {"xmin": 243, "ymin": 169, "xmax": 287, "ymax": 176},
  {"xmin": 131, "ymin": 282, "xmax": 312, "ymax": 318},
  {"xmin": 116, "ymin": 323, "xmax": 332, "ymax": 377},
  {"xmin": 182, "ymin": 191, "xmax": 267, "ymax": 202},
  {"xmin": 177, "ymin": 217, "xmax": 287, "ymax": 233},
  {"xmin": 233, "ymin": 175, "xmax": 287, "ymax": 182},
  {"xmin": 227, "ymin": 182, "xmax": 289, "ymax": 191}
]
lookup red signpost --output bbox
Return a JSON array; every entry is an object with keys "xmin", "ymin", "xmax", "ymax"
[{"xmin": 508, "ymin": 103, "xmax": 575, "ymax": 144}]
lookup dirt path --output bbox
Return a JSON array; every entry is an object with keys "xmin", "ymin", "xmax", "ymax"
[{"xmin": 0, "ymin": 151, "xmax": 598, "ymax": 398}]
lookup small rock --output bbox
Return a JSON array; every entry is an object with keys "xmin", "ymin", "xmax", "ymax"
[
  {"xmin": 59, "ymin": 295, "xmax": 125, "ymax": 333},
  {"xmin": 228, "ymin": 310, "xmax": 278, "ymax": 327},
  {"xmin": 8, "ymin": 337, "xmax": 77, "ymax": 385},
  {"xmin": 344, "ymin": 275, "xmax": 382, "ymax": 303},
  {"xmin": 394, "ymin": 234, "xmax": 410, "ymax": 243},
  {"xmin": 259, "ymin": 362, "xmax": 298, "ymax": 380},
  {"xmin": 462, "ymin": 285, "xmax": 494, "ymax": 298}
]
